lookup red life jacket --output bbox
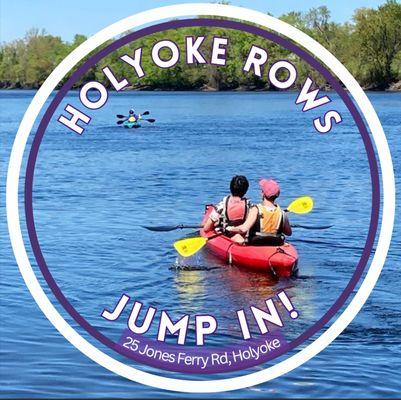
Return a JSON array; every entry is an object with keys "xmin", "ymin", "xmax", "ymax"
[{"xmin": 222, "ymin": 196, "xmax": 250, "ymax": 227}]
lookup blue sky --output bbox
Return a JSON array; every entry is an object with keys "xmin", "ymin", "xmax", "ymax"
[{"xmin": 1, "ymin": 0, "xmax": 386, "ymax": 43}]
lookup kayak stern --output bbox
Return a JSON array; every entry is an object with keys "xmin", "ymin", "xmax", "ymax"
[{"xmin": 201, "ymin": 205, "xmax": 299, "ymax": 278}]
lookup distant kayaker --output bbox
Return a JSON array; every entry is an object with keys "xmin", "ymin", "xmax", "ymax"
[
  {"xmin": 127, "ymin": 109, "xmax": 142, "ymax": 123},
  {"xmin": 203, "ymin": 175, "xmax": 251, "ymax": 240},
  {"xmin": 226, "ymin": 178, "xmax": 292, "ymax": 244}
]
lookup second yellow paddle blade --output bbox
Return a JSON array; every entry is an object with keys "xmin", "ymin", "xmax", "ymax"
[
  {"xmin": 173, "ymin": 237, "xmax": 208, "ymax": 257},
  {"xmin": 287, "ymin": 196, "xmax": 314, "ymax": 214}
]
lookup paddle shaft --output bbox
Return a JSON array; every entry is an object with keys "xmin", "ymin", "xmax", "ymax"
[
  {"xmin": 291, "ymin": 224, "xmax": 333, "ymax": 230},
  {"xmin": 142, "ymin": 224, "xmax": 203, "ymax": 232},
  {"xmin": 117, "ymin": 118, "xmax": 155, "ymax": 125},
  {"xmin": 117, "ymin": 111, "xmax": 150, "ymax": 119},
  {"xmin": 145, "ymin": 221, "xmax": 331, "ymax": 232}
]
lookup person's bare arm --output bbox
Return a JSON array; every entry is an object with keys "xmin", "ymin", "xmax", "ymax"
[
  {"xmin": 203, "ymin": 216, "xmax": 216, "ymax": 233},
  {"xmin": 226, "ymin": 206, "xmax": 258, "ymax": 234},
  {"xmin": 203, "ymin": 201, "xmax": 224, "ymax": 233},
  {"xmin": 282, "ymin": 212, "xmax": 292, "ymax": 236}
]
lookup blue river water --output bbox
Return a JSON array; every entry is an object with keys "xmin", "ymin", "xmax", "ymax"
[{"xmin": 0, "ymin": 90, "xmax": 400, "ymax": 397}]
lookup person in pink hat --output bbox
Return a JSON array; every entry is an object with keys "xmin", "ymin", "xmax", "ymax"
[{"xmin": 226, "ymin": 178, "xmax": 292, "ymax": 244}]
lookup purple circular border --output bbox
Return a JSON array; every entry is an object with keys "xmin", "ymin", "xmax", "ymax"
[{"xmin": 24, "ymin": 19, "xmax": 380, "ymax": 375}]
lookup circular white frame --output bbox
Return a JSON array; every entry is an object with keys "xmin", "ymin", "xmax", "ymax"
[{"xmin": 6, "ymin": 3, "xmax": 395, "ymax": 393}]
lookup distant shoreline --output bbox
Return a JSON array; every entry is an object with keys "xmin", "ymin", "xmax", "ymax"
[
  {"xmin": 0, "ymin": 85, "xmax": 400, "ymax": 92},
  {"xmin": 2, "ymin": 3, "xmax": 400, "ymax": 94}
]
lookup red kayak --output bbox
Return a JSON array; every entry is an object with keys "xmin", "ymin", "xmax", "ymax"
[{"xmin": 200, "ymin": 206, "xmax": 298, "ymax": 277}]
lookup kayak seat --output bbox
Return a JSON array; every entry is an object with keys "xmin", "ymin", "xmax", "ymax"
[{"xmin": 248, "ymin": 233, "xmax": 285, "ymax": 246}]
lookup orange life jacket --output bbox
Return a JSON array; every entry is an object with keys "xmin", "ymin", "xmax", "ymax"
[
  {"xmin": 255, "ymin": 204, "xmax": 283, "ymax": 234},
  {"xmin": 222, "ymin": 196, "xmax": 250, "ymax": 227}
]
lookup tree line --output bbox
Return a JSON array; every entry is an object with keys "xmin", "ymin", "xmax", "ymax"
[{"xmin": 0, "ymin": 1, "xmax": 400, "ymax": 91}]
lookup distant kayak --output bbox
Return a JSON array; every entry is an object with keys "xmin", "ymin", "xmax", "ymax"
[
  {"xmin": 123, "ymin": 120, "xmax": 141, "ymax": 129},
  {"xmin": 200, "ymin": 205, "xmax": 298, "ymax": 277},
  {"xmin": 116, "ymin": 112, "xmax": 155, "ymax": 128}
]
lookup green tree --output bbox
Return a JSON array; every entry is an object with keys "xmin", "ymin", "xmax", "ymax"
[{"xmin": 353, "ymin": 0, "xmax": 401, "ymax": 89}]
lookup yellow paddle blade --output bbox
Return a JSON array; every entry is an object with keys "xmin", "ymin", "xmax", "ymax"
[
  {"xmin": 173, "ymin": 237, "xmax": 208, "ymax": 257},
  {"xmin": 287, "ymin": 196, "xmax": 314, "ymax": 214}
]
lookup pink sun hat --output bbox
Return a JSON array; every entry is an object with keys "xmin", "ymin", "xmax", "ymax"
[{"xmin": 259, "ymin": 178, "xmax": 280, "ymax": 198}]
